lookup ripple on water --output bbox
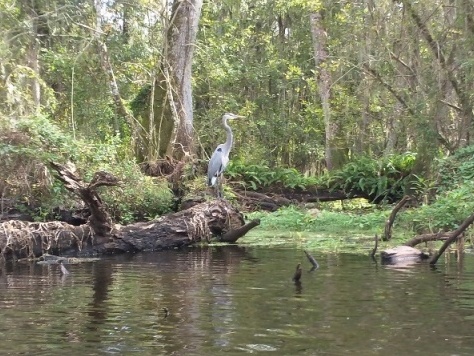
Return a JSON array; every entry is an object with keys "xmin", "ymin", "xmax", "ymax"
[{"xmin": 1, "ymin": 249, "xmax": 474, "ymax": 354}]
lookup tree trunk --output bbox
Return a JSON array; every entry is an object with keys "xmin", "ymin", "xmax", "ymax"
[
  {"xmin": 94, "ymin": 0, "xmax": 136, "ymax": 137},
  {"xmin": 167, "ymin": 0, "xmax": 202, "ymax": 159},
  {"xmin": 309, "ymin": 11, "xmax": 345, "ymax": 170},
  {"xmin": 137, "ymin": 0, "xmax": 203, "ymax": 162},
  {"xmin": 23, "ymin": 0, "xmax": 41, "ymax": 112}
]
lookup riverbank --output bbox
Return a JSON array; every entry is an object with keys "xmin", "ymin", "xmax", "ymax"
[{"xmin": 236, "ymin": 202, "xmax": 458, "ymax": 255}]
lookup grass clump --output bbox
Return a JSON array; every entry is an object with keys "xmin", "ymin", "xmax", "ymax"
[{"xmin": 248, "ymin": 204, "xmax": 389, "ymax": 236}]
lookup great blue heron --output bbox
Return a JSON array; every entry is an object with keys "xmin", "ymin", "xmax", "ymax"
[{"xmin": 207, "ymin": 112, "xmax": 244, "ymax": 197}]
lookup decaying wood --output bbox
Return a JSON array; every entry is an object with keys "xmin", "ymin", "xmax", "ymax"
[
  {"xmin": 0, "ymin": 220, "xmax": 93, "ymax": 260},
  {"xmin": 397, "ymin": 209, "xmax": 474, "ymax": 265},
  {"xmin": 94, "ymin": 199, "xmax": 246, "ymax": 254},
  {"xmin": 304, "ymin": 249, "xmax": 319, "ymax": 270},
  {"xmin": 0, "ymin": 162, "xmax": 257, "ymax": 261},
  {"xmin": 233, "ymin": 186, "xmax": 374, "ymax": 212},
  {"xmin": 383, "ymin": 195, "xmax": 411, "ymax": 241},
  {"xmin": 292, "ymin": 263, "xmax": 302, "ymax": 282},
  {"xmin": 50, "ymin": 162, "xmax": 118, "ymax": 239},
  {"xmin": 235, "ymin": 190, "xmax": 282, "ymax": 211},
  {"xmin": 381, "ymin": 245, "xmax": 430, "ymax": 265}
]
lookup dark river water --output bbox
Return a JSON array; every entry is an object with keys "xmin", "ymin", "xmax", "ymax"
[{"xmin": 1, "ymin": 246, "xmax": 474, "ymax": 355}]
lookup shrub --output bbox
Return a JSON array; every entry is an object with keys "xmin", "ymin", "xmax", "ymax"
[
  {"xmin": 95, "ymin": 160, "xmax": 174, "ymax": 224},
  {"xmin": 326, "ymin": 153, "xmax": 416, "ymax": 203},
  {"xmin": 226, "ymin": 159, "xmax": 320, "ymax": 190},
  {"xmin": 436, "ymin": 145, "xmax": 474, "ymax": 194},
  {"xmin": 1, "ymin": 116, "xmax": 173, "ymax": 223}
]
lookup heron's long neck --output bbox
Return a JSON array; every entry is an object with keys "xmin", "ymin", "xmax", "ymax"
[{"xmin": 222, "ymin": 118, "xmax": 233, "ymax": 154}]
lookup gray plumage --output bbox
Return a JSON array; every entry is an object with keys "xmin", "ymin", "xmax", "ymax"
[{"xmin": 207, "ymin": 113, "xmax": 244, "ymax": 188}]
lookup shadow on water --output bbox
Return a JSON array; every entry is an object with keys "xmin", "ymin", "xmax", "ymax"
[{"xmin": 1, "ymin": 246, "xmax": 474, "ymax": 354}]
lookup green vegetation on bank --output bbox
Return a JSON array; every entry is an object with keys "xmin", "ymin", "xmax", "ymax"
[
  {"xmin": 2, "ymin": 0, "xmax": 474, "ymax": 256},
  {"xmin": 240, "ymin": 146, "xmax": 474, "ymax": 250},
  {"xmin": 228, "ymin": 152, "xmax": 417, "ymax": 203},
  {"xmin": 1, "ymin": 117, "xmax": 173, "ymax": 224},
  {"xmin": 2, "ymin": 115, "xmax": 474, "ymax": 251}
]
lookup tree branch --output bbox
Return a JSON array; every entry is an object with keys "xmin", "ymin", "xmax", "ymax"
[
  {"xmin": 383, "ymin": 195, "xmax": 411, "ymax": 241},
  {"xmin": 429, "ymin": 211, "xmax": 474, "ymax": 265}
]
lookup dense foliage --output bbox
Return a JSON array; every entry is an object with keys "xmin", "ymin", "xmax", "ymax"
[
  {"xmin": 227, "ymin": 152, "xmax": 416, "ymax": 203},
  {"xmin": 2, "ymin": 1, "xmax": 473, "ymax": 166},
  {"xmin": 0, "ymin": 117, "xmax": 173, "ymax": 223},
  {"xmin": 226, "ymin": 159, "xmax": 319, "ymax": 190},
  {"xmin": 2, "ymin": 0, "xmax": 474, "ymax": 230},
  {"xmin": 325, "ymin": 153, "xmax": 417, "ymax": 203}
]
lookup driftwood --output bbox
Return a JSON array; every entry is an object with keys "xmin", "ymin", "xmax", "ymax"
[
  {"xmin": 404, "ymin": 232, "xmax": 451, "ymax": 247},
  {"xmin": 383, "ymin": 195, "xmax": 412, "ymax": 241},
  {"xmin": 50, "ymin": 161, "xmax": 118, "ymax": 240},
  {"xmin": 0, "ymin": 162, "xmax": 258, "ymax": 261},
  {"xmin": 292, "ymin": 263, "xmax": 302, "ymax": 282},
  {"xmin": 370, "ymin": 234, "xmax": 378, "ymax": 259}
]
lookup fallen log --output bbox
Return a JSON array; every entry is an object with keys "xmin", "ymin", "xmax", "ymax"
[
  {"xmin": 0, "ymin": 162, "xmax": 257, "ymax": 261},
  {"xmin": 234, "ymin": 190, "xmax": 282, "ymax": 211},
  {"xmin": 94, "ymin": 199, "xmax": 247, "ymax": 254}
]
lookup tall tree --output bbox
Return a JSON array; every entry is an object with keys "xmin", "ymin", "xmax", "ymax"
[
  {"xmin": 23, "ymin": 0, "xmax": 41, "ymax": 112},
  {"xmin": 400, "ymin": 0, "xmax": 474, "ymax": 148},
  {"xmin": 93, "ymin": 0, "xmax": 136, "ymax": 135},
  {"xmin": 135, "ymin": 0, "xmax": 203, "ymax": 162},
  {"xmin": 309, "ymin": 8, "xmax": 346, "ymax": 170}
]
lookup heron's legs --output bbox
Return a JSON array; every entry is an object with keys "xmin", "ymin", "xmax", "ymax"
[{"xmin": 216, "ymin": 174, "xmax": 224, "ymax": 198}]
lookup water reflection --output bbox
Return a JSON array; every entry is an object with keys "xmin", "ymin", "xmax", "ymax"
[
  {"xmin": 1, "ymin": 247, "xmax": 474, "ymax": 354},
  {"xmin": 87, "ymin": 261, "xmax": 113, "ymax": 333}
]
